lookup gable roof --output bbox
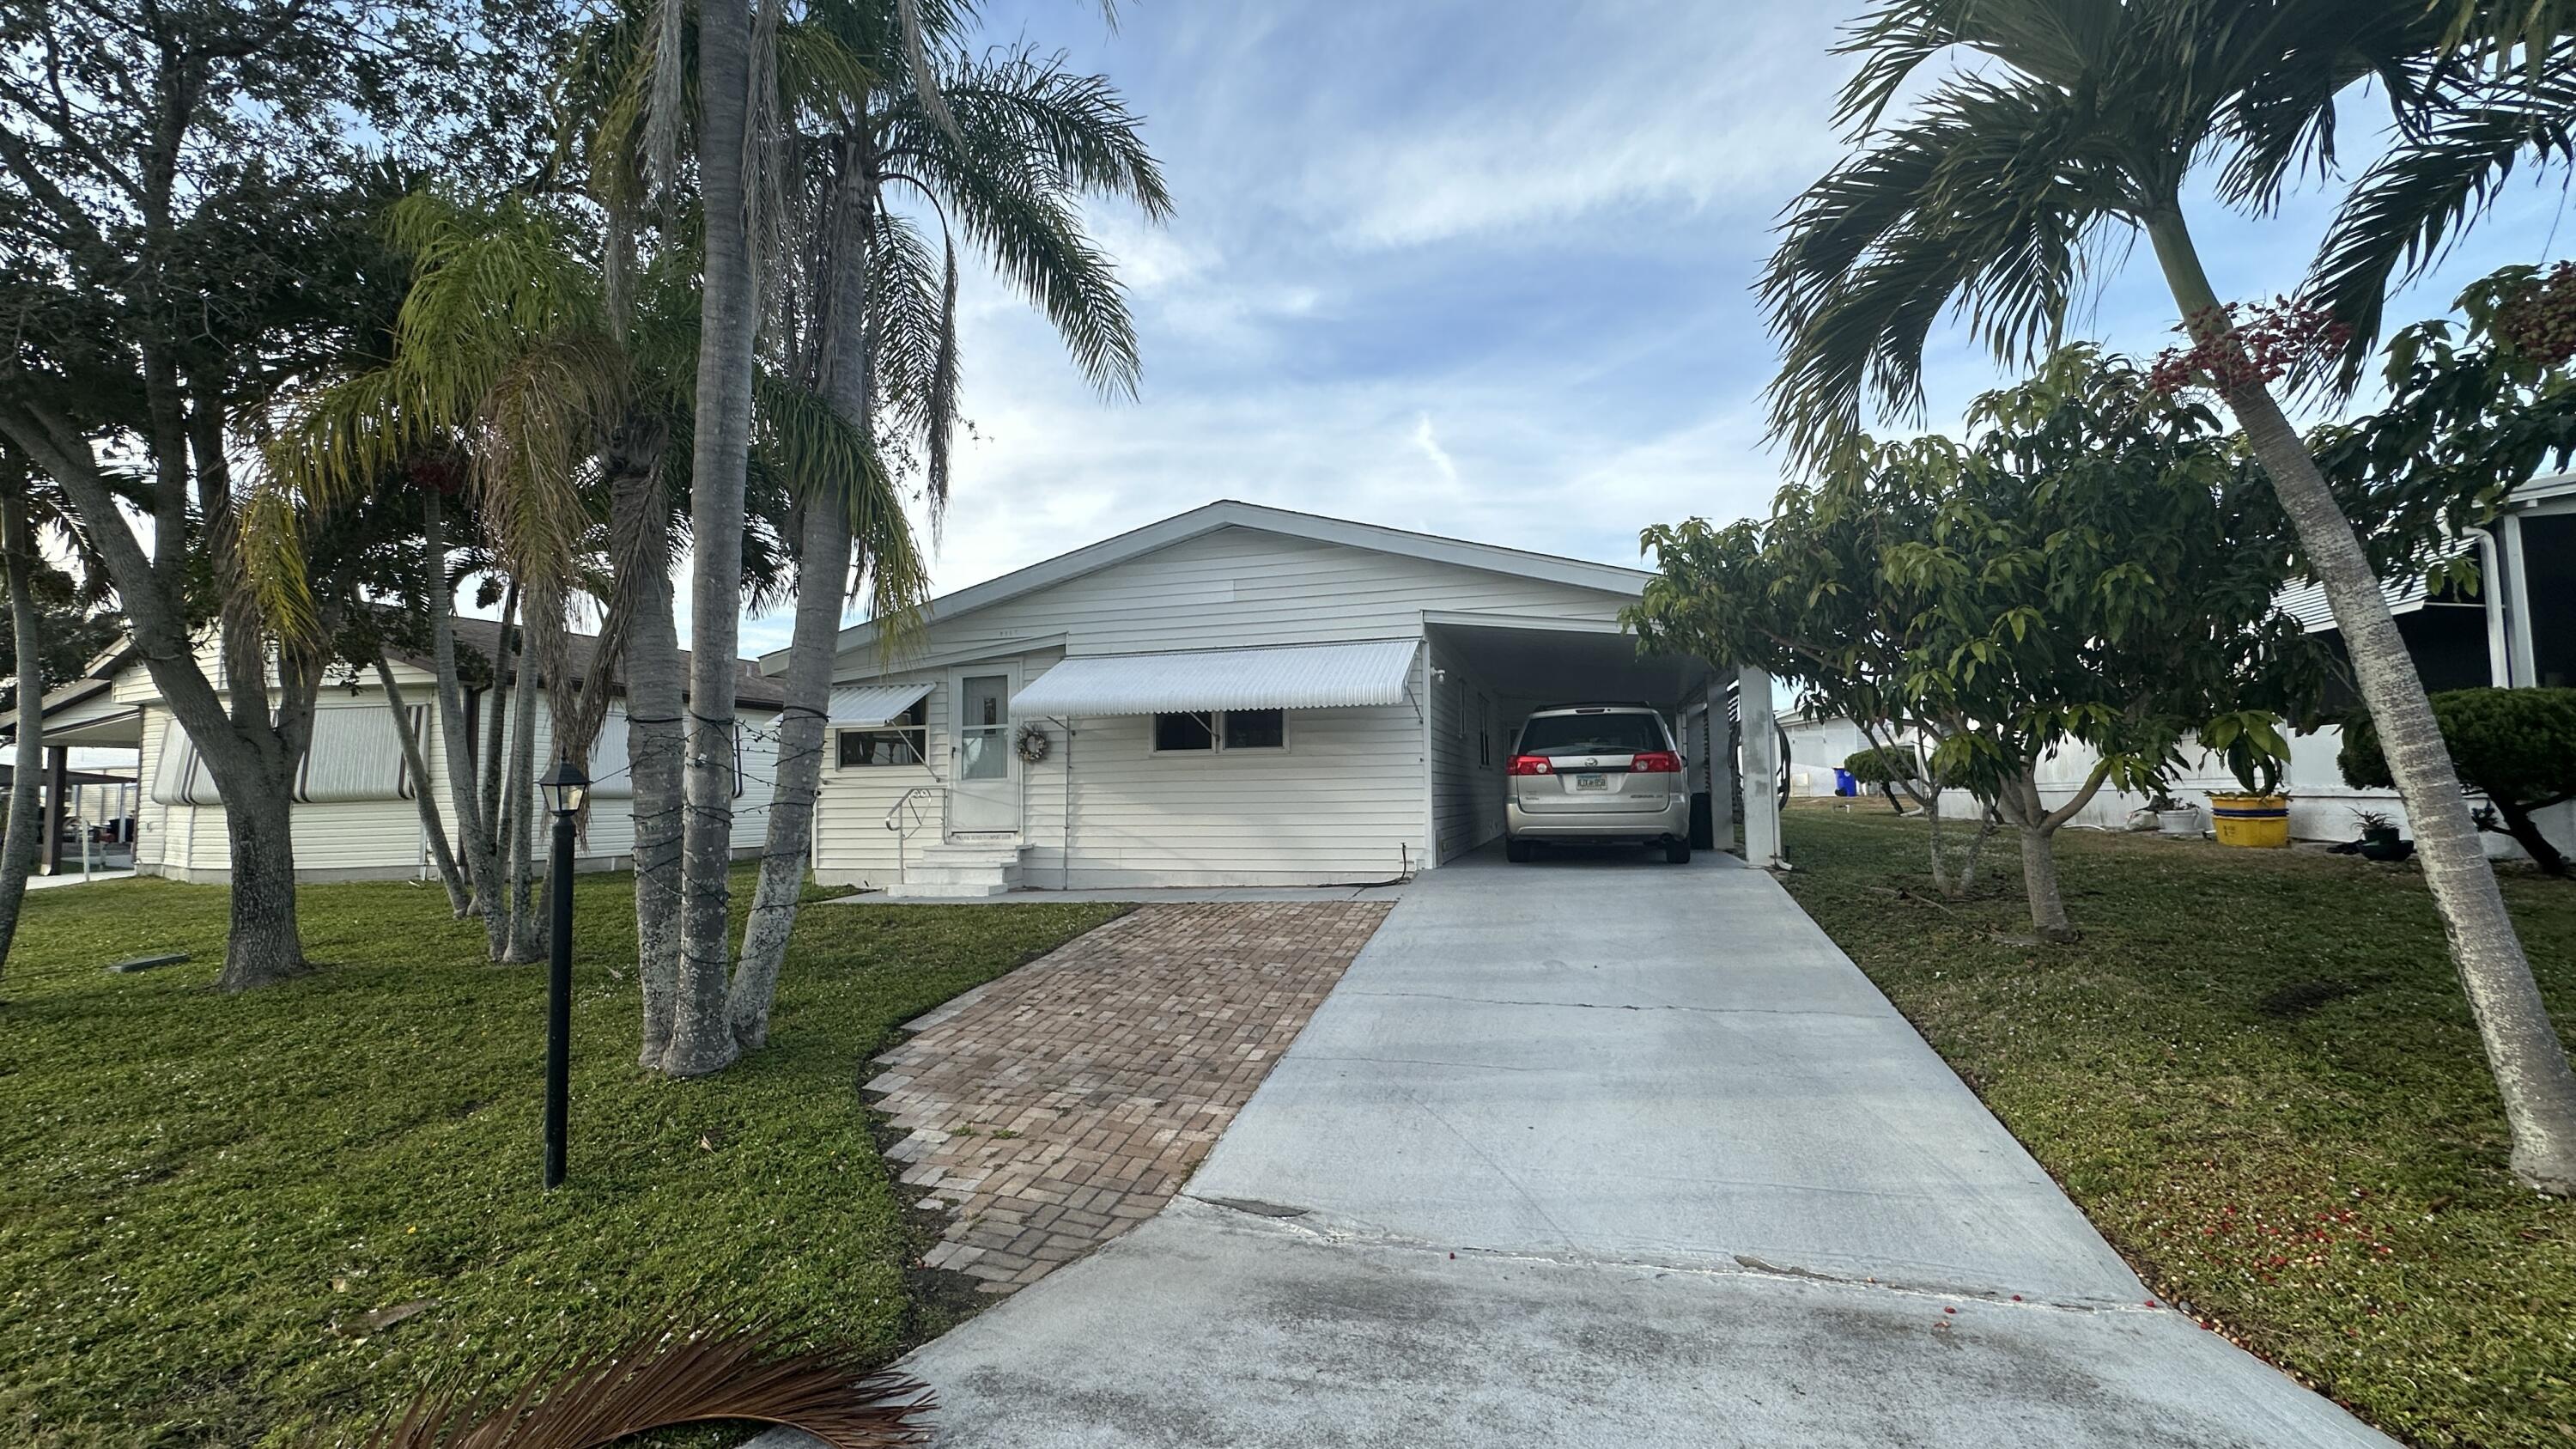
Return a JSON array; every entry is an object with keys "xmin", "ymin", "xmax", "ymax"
[{"xmin": 767, "ymin": 499, "xmax": 1656, "ymax": 672}]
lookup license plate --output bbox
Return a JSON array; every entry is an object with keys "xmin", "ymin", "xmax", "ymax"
[{"xmin": 1573, "ymin": 774, "xmax": 1608, "ymax": 791}]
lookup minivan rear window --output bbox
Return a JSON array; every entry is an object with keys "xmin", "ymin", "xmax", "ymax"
[{"xmin": 1516, "ymin": 713, "xmax": 1667, "ymax": 756}]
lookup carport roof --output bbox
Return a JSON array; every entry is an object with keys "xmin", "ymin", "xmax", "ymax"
[{"xmin": 1011, "ymin": 639, "xmax": 1421, "ymax": 716}]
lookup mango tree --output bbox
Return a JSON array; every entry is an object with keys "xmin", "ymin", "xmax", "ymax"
[{"xmin": 1637, "ymin": 348, "xmax": 2324, "ymax": 939}]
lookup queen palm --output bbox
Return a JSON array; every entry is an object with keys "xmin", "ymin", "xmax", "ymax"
[
  {"xmin": 1763, "ymin": 0, "xmax": 2576, "ymax": 1192},
  {"xmin": 721, "ymin": 27, "xmax": 1173, "ymax": 1057}
]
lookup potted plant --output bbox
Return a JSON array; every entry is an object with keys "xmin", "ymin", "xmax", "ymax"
[
  {"xmin": 2207, "ymin": 789, "xmax": 2293, "ymax": 848},
  {"xmin": 2148, "ymin": 791, "xmax": 2202, "ymax": 837},
  {"xmin": 2350, "ymin": 808, "xmax": 2414, "ymax": 863}
]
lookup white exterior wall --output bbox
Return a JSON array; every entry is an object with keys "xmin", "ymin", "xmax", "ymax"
[
  {"xmin": 811, "ymin": 664, "xmax": 958, "ymax": 890},
  {"xmin": 125, "ymin": 655, "xmax": 781, "ymax": 884},
  {"xmin": 2026, "ymin": 725, "xmax": 2576, "ymax": 861},
  {"xmin": 1783, "ymin": 715, "xmax": 1875, "ymax": 795},
  {"xmin": 813, "ymin": 524, "xmax": 1643, "ymax": 889}
]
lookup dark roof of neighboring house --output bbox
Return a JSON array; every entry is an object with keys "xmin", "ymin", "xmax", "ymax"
[{"xmin": 428, "ymin": 618, "xmax": 787, "ymax": 710}]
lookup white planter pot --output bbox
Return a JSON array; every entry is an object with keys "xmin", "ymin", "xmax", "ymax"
[{"xmin": 2157, "ymin": 808, "xmax": 2202, "ymax": 837}]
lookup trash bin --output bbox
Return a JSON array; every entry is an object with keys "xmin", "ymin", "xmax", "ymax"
[{"xmin": 1832, "ymin": 767, "xmax": 1856, "ymax": 797}]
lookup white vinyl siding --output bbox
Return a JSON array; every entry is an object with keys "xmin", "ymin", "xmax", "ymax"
[
  {"xmin": 919, "ymin": 527, "xmax": 1631, "ymax": 655},
  {"xmin": 122, "ymin": 657, "xmax": 780, "ymax": 883},
  {"xmin": 811, "ymin": 668, "xmax": 953, "ymax": 888}
]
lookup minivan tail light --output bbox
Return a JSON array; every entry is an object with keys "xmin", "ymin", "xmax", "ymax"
[
  {"xmin": 1507, "ymin": 755, "xmax": 1553, "ymax": 776},
  {"xmin": 1629, "ymin": 751, "xmax": 1682, "ymax": 774}
]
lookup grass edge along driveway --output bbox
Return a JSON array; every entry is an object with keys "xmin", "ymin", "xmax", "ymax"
[
  {"xmin": 1777, "ymin": 806, "xmax": 2575, "ymax": 1449},
  {"xmin": 0, "ymin": 870, "xmax": 1122, "ymax": 1449}
]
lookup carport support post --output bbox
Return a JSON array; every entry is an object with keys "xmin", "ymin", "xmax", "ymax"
[
  {"xmin": 1702, "ymin": 682, "xmax": 1734, "ymax": 853},
  {"xmin": 1738, "ymin": 667, "xmax": 1781, "ymax": 869}
]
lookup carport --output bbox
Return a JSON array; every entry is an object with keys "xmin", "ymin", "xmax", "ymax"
[{"xmin": 1420, "ymin": 612, "xmax": 1781, "ymax": 867}]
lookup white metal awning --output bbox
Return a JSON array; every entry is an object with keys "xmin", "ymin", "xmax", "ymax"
[
  {"xmin": 829, "ymin": 680, "xmax": 933, "ymax": 727},
  {"xmin": 1011, "ymin": 639, "xmax": 1421, "ymax": 716},
  {"xmin": 2273, "ymin": 574, "xmax": 2429, "ymax": 634}
]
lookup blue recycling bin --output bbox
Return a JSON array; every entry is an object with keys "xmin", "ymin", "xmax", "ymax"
[{"xmin": 1832, "ymin": 767, "xmax": 1856, "ymax": 796}]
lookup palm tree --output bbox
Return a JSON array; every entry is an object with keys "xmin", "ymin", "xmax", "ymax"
[
  {"xmin": 1761, "ymin": 0, "xmax": 2576, "ymax": 1193},
  {"xmin": 724, "ymin": 28, "xmax": 1172, "ymax": 1053}
]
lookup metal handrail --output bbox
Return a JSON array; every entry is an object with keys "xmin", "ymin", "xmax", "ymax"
[{"xmin": 884, "ymin": 785, "xmax": 941, "ymax": 884}]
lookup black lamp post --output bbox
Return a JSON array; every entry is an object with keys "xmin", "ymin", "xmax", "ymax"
[{"xmin": 537, "ymin": 755, "xmax": 588, "ymax": 1189}]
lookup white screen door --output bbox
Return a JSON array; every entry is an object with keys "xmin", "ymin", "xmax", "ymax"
[{"xmin": 948, "ymin": 669, "xmax": 1018, "ymax": 834}]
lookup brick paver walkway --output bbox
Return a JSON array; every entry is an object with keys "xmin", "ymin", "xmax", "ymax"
[{"xmin": 867, "ymin": 901, "xmax": 1391, "ymax": 1294}]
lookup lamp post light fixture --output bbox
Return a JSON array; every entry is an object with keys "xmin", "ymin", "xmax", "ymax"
[{"xmin": 537, "ymin": 755, "xmax": 588, "ymax": 1189}]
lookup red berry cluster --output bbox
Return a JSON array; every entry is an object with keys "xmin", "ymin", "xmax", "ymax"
[
  {"xmin": 2494, "ymin": 260, "xmax": 2576, "ymax": 366},
  {"xmin": 2148, "ymin": 298, "xmax": 2353, "ymax": 397}
]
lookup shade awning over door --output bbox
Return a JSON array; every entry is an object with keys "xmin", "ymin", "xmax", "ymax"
[
  {"xmin": 828, "ymin": 680, "xmax": 934, "ymax": 726},
  {"xmin": 1009, "ymin": 639, "xmax": 1420, "ymax": 716}
]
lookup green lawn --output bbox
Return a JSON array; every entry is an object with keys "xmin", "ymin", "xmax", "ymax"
[
  {"xmin": 0, "ymin": 870, "xmax": 1121, "ymax": 1449},
  {"xmin": 1777, "ymin": 805, "xmax": 2576, "ymax": 1449}
]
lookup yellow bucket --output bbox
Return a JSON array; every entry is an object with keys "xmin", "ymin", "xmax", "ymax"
[{"xmin": 2208, "ymin": 794, "xmax": 2291, "ymax": 849}]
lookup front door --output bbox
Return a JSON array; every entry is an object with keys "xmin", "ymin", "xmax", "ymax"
[{"xmin": 948, "ymin": 668, "xmax": 1019, "ymax": 836}]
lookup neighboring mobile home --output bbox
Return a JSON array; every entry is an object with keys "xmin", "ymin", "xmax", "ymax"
[
  {"xmin": 20, "ymin": 622, "xmax": 783, "ymax": 884},
  {"xmin": 779, "ymin": 501, "xmax": 1772, "ymax": 897}
]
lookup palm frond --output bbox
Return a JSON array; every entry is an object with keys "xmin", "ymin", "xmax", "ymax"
[
  {"xmin": 472, "ymin": 334, "xmax": 626, "ymax": 593},
  {"xmin": 1764, "ymin": 76, "xmax": 2124, "ymax": 462},
  {"xmin": 751, "ymin": 374, "xmax": 931, "ymax": 637},
  {"xmin": 324, "ymin": 1322, "xmax": 932, "ymax": 1448},
  {"xmin": 2304, "ymin": 69, "xmax": 2576, "ymax": 385},
  {"xmin": 929, "ymin": 48, "xmax": 1174, "ymax": 220}
]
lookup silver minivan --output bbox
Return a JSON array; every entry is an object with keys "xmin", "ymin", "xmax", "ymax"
[{"xmin": 1504, "ymin": 704, "xmax": 1692, "ymax": 863}]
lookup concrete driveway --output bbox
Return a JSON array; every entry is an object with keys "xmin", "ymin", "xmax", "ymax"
[{"xmin": 790, "ymin": 847, "xmax": 2394, "ymax": 1446}]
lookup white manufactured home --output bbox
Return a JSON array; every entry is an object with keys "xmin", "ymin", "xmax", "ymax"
[
  {"xmin": 24, "ymin": 622, "xmax": 783, "ymax": 884},
  {"xmin": 782, "ymin": 501, "xmax": 1774, "ymax": 897}
]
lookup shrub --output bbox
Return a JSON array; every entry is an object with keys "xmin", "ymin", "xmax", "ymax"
[
  {"xmin": 2340, "ymin": 687, "xmax": 2576, "ymax": 875},
  {"xmin": 1843, "ymin": 745, "xmax": 1920, "ymax": 786}
]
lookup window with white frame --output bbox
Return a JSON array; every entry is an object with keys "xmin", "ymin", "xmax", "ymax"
[
  {"xmin": 1477, "ymin": 694, "xmax": 1492, "ymax": 768},
  {"xmin": 836, "ymin": 698, "xmax": 929, "ymax": 767},
  {"xmin": 1152, "ymin": 709, "xmax": 1287, "ymax": 755}
]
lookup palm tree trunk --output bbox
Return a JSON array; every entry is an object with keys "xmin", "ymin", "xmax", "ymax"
[
  {"xmin": 2149, "ymin": 206, "xmax": 2576, "ymax": 1194},
  {"xmin": 0, "ymin": 496, "xmax": 47, "ymax": 977},
  {"xmin": 373, "ymin": 654, "xmax": 469, "ymax": 913},
  {"xmin": 625, "ymin": 551, "xmax": 687, "ymax": 1066},
  {"xmin": 729, "ymin": 499, "xmax": 848, "ymax": 1050},
  {"xmin": 480, "ymin": 581, "xmax": 522, "ymax": 961},
  {"xmin": 500, "ymin": 609, "xmax": 544, "ymax": 963},
  {"xmin": 423, "ymin": 489, "xmax": 498, "ymax": 922},
  {"xmin": 730, "ymin": 142, "xmax": 872, "ymax": 1051},
  {"xmin": 482, "ymin": 579, "xmax": 519, "ymax": 876},
  {"xmin": 663, "ymin": 0, "xmax": 761, "ymax": 1077}
]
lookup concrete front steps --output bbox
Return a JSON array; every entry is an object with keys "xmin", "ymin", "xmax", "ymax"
[{"xmin": 885, "ymin": 838, "xmax": 1024, "ymax": 899}]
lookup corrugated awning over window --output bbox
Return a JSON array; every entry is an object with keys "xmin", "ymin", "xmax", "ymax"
[
  {"xmin": 2273, "ymin": 574, "xmax": 2430, "ymax": 634},
  {"xmin": 1010, "ymin": 639, "xmax": 1420, "ymax": 716},
  {"xmin": 829, "ymin": 681, "xmax": 934, "ymax": 727}
]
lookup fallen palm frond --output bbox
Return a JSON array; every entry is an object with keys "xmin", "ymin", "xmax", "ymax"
[{"xmin": 329, "ymin": 1324, "xmax": 933, "ymax": 1448}]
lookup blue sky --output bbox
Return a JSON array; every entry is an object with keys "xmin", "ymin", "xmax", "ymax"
[{"xmin": 732, "ymin": 0, "xmax": 2576, "ymax": 656}]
